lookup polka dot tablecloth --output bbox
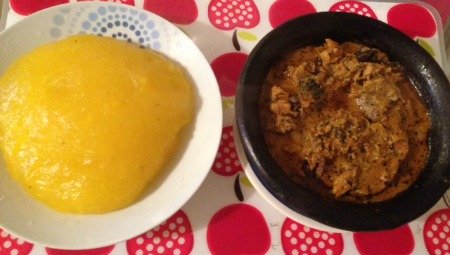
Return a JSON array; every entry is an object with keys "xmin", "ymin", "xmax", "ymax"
[{"xmin": 2, "ymin": 0, "xmax": 450, "ymax": 254}]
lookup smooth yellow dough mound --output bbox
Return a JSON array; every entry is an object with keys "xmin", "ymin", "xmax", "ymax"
[{"xmin": 0, "ymin": 35, "xmax": 194, "ymax": 214}]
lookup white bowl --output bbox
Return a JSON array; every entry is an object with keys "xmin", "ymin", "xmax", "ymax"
[{"xmin": 0, "ymin": 2, "xmax": 222, "ymax": 249}]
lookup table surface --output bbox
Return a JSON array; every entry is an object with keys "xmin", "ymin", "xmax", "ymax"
[{"xmin": 1, "ymin": 0, "xmax": 450, "ymax": 255}]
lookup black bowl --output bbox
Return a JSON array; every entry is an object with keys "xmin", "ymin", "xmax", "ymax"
[{"xmin": 235, "ymin": 12, "xmax": 450, "ymax": 231}]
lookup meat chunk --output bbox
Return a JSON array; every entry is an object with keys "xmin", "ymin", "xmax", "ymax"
[
  {"xmin": 317, "ymin": 39, "xmax": 342, "ymax": 65},
  {"xmin": 269, "ymin": 86, "xmax": 298, "ymax": 133},
  {"xmin": 351, "ymin": 68, "xmax": 402, "ymax": 121}
]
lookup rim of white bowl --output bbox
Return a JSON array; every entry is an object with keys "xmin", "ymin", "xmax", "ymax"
[{"xmin": 0, "ymin": 2, "xmax": 222, "ymax": 249}]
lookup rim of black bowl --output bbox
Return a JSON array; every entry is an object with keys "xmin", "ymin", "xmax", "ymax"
[{"xmin": 235, "ymin": 12, "xmax": 450, "ymax": 232}]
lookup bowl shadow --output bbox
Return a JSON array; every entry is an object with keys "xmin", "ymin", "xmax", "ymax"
[{"xmin": 136, "ymin": 65, "xmax": 203, "ymax": 202}]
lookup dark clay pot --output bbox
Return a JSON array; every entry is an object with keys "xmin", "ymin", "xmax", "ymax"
[{"xmin": 235, "ymin": 12, "xmax": 450, "ymax": 231}]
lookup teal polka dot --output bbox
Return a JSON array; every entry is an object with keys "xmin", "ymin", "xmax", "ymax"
[
  {"xmin": 50, "ymin": 27, "xmax": 61, "ymax": 38},
  {"xmin": 153, "ymin": 42, "xmax": 161, "ymax": 50},
  {"xmin": 151, "ymin": 30, "xmax": 159, "ymax": 39},
  {"xmin": 107, "ymin": 6, "xmax": 117, "ymax": 12},
  {"xmin": 146, "ymin": 20, "xmax": 155, "ymax": 29},
  {"xmin": 82, "ymin": 21, "xmax": 91, "ymax": 29},
  {"xmin": 53, "ymin": 15, "xmax": 64, "ymax": 26},
  {"xmin": 89, "ymin": 13, "xmax": 98, "ymax": 21},
  {"xmin": 98, "ymin": 7, "xmax": 106, "ymax": 15},
  {"xmin": 139, "ymin": 13, "xmax": 147, "ymax": 21}
]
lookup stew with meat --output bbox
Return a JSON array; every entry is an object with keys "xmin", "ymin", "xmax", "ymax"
[{"xmin": 260, "ymin": 39, "xmax": 430, "ymax": 203}]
